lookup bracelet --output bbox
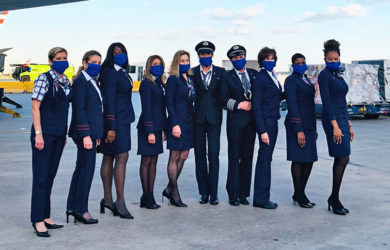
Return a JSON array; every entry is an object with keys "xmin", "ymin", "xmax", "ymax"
[{"xmin": 35, "ymin": 130, "xmax": 42, "ymax": 135}]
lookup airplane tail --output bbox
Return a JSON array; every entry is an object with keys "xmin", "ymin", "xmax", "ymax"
[{"xmin": 0, "ymin": 11, "xmax": 9, "ymax": 27}]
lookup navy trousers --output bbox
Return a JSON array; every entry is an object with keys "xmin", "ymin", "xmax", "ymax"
[
  {"xmin": 194, "ymin": 121, "xmax": 221, "ymax": 198},
  {"xmin": 226, "ymin": 123, "xmax": 256, "ymax": 201},
  {"xmin": 31, "ymin": 134, "xmax": 65, "ymax": 223},
  {"xmin": 67, "ymin": 139, "xmax": 97, "ymax": 214},
  {"xmin": 253, "ymin": 121, "xmax": 278, "ymax": 204}
]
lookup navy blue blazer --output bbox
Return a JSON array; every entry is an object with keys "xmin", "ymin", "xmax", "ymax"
[
  {"xmin": 165, "ymin": 75, "xmax": 195, "ymax": 130},
  {"xmin": 136, "ymin": 78, "xmax": 167, "ymax": 134},
  {"xmin": 252, "ymin": 68, "xmax": 285, "ymax": 134},
  {"xmin": 318, "ymin": 67, "xmax": 349, "ymax": 122},
  {"xmin": 284, "ymin": 72, "xmax": 316, "ymax": 133},
  {"xmin": 100, "ymin": 67, "xmax": 135, "ymax": 130},
  {"xmin": 69, "ymin": 72, "xmax": 103, "ymax": 140},
  {"xmin": 220, "ymin": 68, "xmax": 258, "ymax": 128},
  {"xmin": 192, "ymin": 65, "xmax": 225, "ymax": 125}
]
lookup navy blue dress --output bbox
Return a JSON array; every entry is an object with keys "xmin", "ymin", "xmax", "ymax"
[
  {"xmin": 166, "ymin": 75, "xmax": 195, "ymax": 150},
  {"xmin": 318, "ymin": 67, "xmax": 350, "ymax": 157},
  {"xmin": 99, "ymin": 65, "xmax": 135, "ymax": 155},
  {"xmin": 284, "ymin": 72, "xmax": 318, "ymax": 163},
  {"xmin": 137, "ymin": 78, "xmax": 167, "ymax": 155}
]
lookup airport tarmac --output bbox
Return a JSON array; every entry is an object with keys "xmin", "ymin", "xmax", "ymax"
[{"xmin": 0, "ymin": 93, "xmax": 389, "ymax": 250}]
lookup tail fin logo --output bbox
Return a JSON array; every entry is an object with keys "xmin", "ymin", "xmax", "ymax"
[{"xmin": 0, "ymin": 11, "xmax": 9, "ymax": 26}]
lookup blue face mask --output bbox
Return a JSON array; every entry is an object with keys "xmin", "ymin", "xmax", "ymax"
[
  {"xmin": 263, "ymin": 60, "xmax": 276, "ymax": 72},
  {"xmin": 86, "ymin": 63, "xmax": 101, "ymax": 78},
  {"xmin": 51, "ymin": 60, "xmax": 69, "ymax": 74},
  {"xmin": 150, "ymin": 64, "xmax": 163, "ymax": 77},
  {"xmin": 199, "ymin": 56, "xmax": 212, "ymax": 67},
  {"xmin": 114, "ymin": 53, "xmax": 127, "ymax": 66},
  {"xmin": 326, "ymin": 61, "xmax": 341, "ymax": 71},
  {"xmin": 179, "ymin": 64, "xmax": 190, "ymax": 74},
  {"xmin": 232, "ymin": 57, "xmax": 246, "ymax": 71},
  {"xmin": 293, "ymin": 64, "xmax": 308, "ymax": 75}
]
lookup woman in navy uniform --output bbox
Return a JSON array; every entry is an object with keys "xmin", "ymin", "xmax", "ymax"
[
  {"xmin": 284, "ymin": 53, "xmax": 317, "ymax": 208},
  {"xmin": 252, "ymin": 47, "xmax": 284, "ymax": 209},
  {"xmin": 67, "ymin": 50, "xmax": 103, "ymax": 224},
  {"xmin": 163, "ymin": 50, "xmax": 195, "ymax": 207},
  {"xmin": 220, "ymin": 45, "xmax": 257, "ymax": 206},
  {"xmin": 192, "ymin": 41, "xmax": 225, "ymax": 205},
  {"xmin": 30, "ymin": 47, "xmax": 72, "ymax": 237},
  {"xmin": 99, "ymin": 43, "xmax": 135, "ymax": 219},
  {"xmin": 318, "ymin": 39, "xmax": 354, "ymax": 215},
  {"xmin": 137, "ymin": 55, "xmax": 167, "ymax": 209}
]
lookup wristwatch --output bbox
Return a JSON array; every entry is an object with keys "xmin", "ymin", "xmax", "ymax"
[{"xmin": 35, "ymin": 130, "xmax": 42, "ymax": 135}]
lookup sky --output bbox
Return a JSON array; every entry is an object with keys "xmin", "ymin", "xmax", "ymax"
[{"xmin": 1, "ymin": 0, "xmax": 390, "ymax": 73}]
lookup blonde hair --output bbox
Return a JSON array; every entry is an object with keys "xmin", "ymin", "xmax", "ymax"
[
  {"xmin": 48, "ymin": 47, "xmax": 67, "ymax": 61},
  {"xmin": 144, "ymin": 55, "xmax": 165, "ymax": 83},
  {"xmin": 168, "ymin": 50, "xmax": 192, "ymax": 77}
]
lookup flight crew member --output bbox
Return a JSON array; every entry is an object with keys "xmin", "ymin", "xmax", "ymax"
[
  {"xmin": 284, "ymin": 53, "xmax": 318, "ymax": 208},
  {"xmin": 252, "ymin": 47, "xmax": 284, "ymax": 209},
  {"xmin": 192, "ymin": 41, "xmax": 225, "ymax": 205},
  {"xmin": 220, "ymin": 45, "xmax": 257, "ymax": 206},
  {"xmin": 318, "ymin": 39, "xmax": 354, "ymax": 216},
  {"xmin": 137, "ymin": 55, "xmax": 167, "ymax": 209},
  {"xmin": 163, "ymin": 50, "xmax": 195, "ymax": 207},
  {"xmin": 67, "ymin": 50, "xmax": 103, "ymax": 224},
  {"xmin": 99, "ymin": 42, "xmax": 136, "ymax": 219},
  {"xmin": 30, "ymin": 47, "xmax": 72, "ymax": 237}
]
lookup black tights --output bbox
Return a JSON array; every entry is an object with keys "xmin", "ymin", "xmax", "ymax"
[
  {"xmin": 139, "ymin": 155, "xmax": 158, "ymax": 203},
  {"xmin": 165, "ymin": 150, "xmax": 189, "ymax": 202},
  {"xmin": 330, "ymin": 156, "xmax": 349, "ymax": 204},
  {"xmin": 100, "ymin": 152, "xmax": 129, "ymax": 214},
  {"xmin": 291, "ymin": 162, "xmax": 313, "ymax": 202}
]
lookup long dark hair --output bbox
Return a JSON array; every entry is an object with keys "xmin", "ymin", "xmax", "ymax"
[{"xmin": 101, "ymin": 42, "xmax": 129, "ymax": 73}]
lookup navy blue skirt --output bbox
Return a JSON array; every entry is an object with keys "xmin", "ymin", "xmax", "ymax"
[
  {"xmin": 167, "ymin": 126, "xmax": 193, "ymax": 150},
  {"xmin": 137, "ymin": 129, "xmax": 163, "ymax": 155},
  {"xmin": 285, "ymin": 127, "xmax": 318, "ymax": 163},
  {"xmin": 99, "ymin": 124, "xmax": 131, "ymax": 155},
  {"xmin": 322, "ymin": 113, "xmax": 351, "ymax": 158}
]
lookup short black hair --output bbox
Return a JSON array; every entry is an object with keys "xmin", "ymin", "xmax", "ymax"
[
  {"xmin": 257, "ymin": 47, "xmax": 277, "ymax": 67},
  {"xmin": 323, "ymin": 39, "xmax": 341, "ymax": 57},
  {"xmin": 101, "ymin": 42, "xmax": 129, "ymax": 73},
  {"xmin": 291, "ymin": 53, "xmax": 306, "ymax": 65}
]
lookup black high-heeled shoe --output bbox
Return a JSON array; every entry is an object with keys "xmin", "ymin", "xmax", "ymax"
[
  {"xmin": 303, "ymin": 194, "xmax": 316, "ymax": 207},
  {"xmin": 140, "ymin": 195, "xmax": 159, "ymax": 209},
  {"xmin": 74, "ymin": 212, "xmax": 99, "ymax": 224},
  {"xmin": 113, "ymin": 203, "xmax": 134, "ymax": 219},
  {"xmin": 66, "ymin": 210, "xmax": 75, "ymax": 223},
  {"xmin": 292, "ymin": 195, "xmax": 313, "ymax": 208},
  {"xmin": 327, "ymin": 198, "xmax": 347, "ymax": 215},
  {"xmin": 100, "ymin": 199, "xmax": 118, "ymax": 216},
  {"xmin": 44, "ymin": 221, "xmax": 63, "ymax": 229},
  {"xmin": 168, "ymin": 193, "xmax": 187, "ymax": 207},
  {"xmin": 32, "ymin": 223, "xmax": 50, "ymax": 237},
  {"xmin": 162, "ymin": 189, "xmax": 170, "ymax": 202}
]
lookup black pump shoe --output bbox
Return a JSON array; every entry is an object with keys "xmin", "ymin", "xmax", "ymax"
[
  {"xmin": 113, "ymin": 203, "xmax": 134, "ymax": 219},
  {"xmin": 44, "ymin": 221, "xmax": 64, "ymax": 229},
  {"xmin": 162, "ymin": 189, "xmax": 170, "ymax": 202},
  {"xmin": 327, "ymin": 198, "xmax": 347, "ymax": 215},
  {"xmin": 66, "ymin": 210, "xmax": 75, "ymax": 223},
  {"xmin": 169, "ymin": 198, "xmax": 188, "ymax": 207},
  {"xmin": 140, "ymin": 195, "xmax": 159, "ymax": 209},
  {"xmin": 32, "ymin": 223, "xmax": 50, "ymax": 237},
  {"xmin": 100, "ymin": 199, "xmax": 118, "ymax": 216},
  {"xmin": 74, "ymin": 212, "xmax": 99, "ymax": 224},
  {"xmin": 292, "ymin": 195, "xmax": 313, "ymax": 208}
]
